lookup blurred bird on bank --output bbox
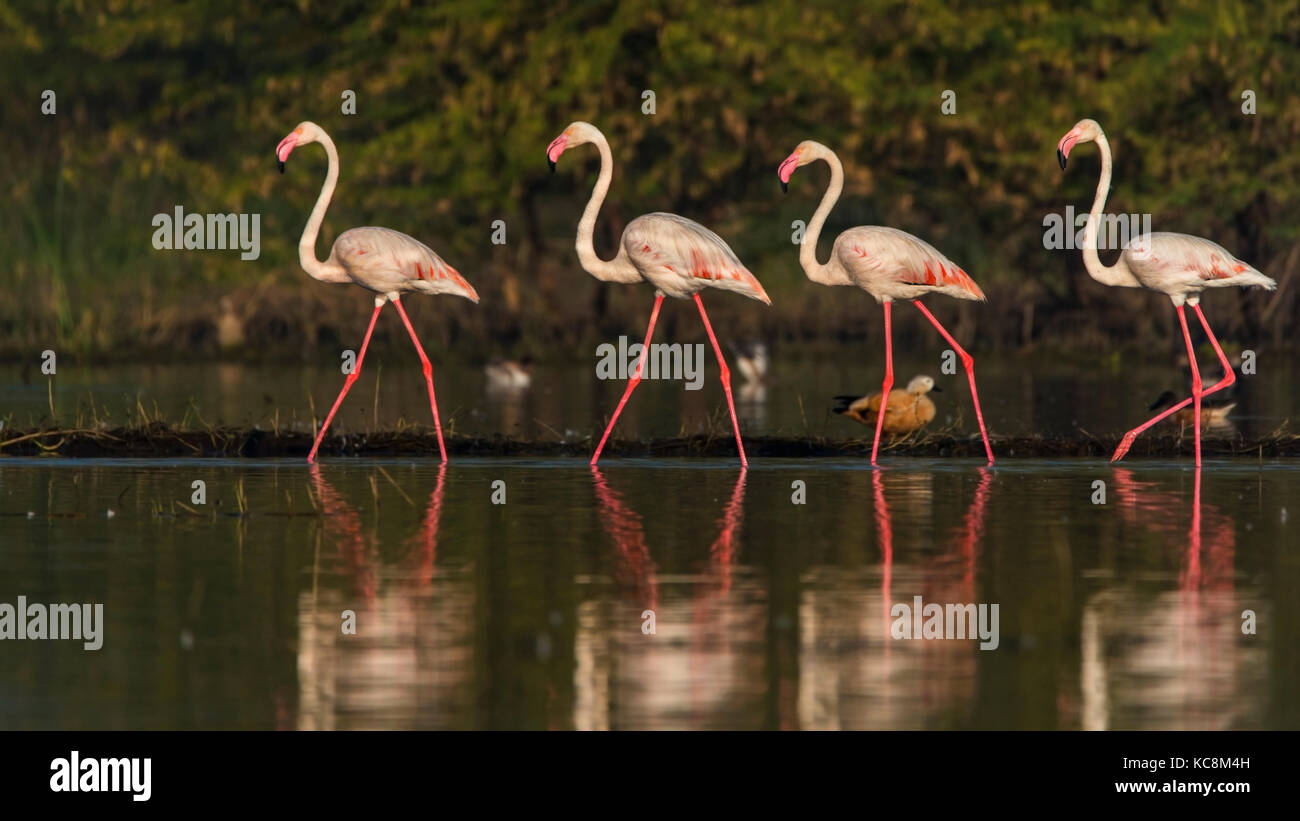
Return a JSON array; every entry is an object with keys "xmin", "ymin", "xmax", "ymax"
[
  {"xmin": 833, "ymin": 375, "xmax": 939, "ymax": 434},
  {"xmin": 217, "ymin": 295, "xmax": 246, "ymax": 351},
  {"xmin": 733, "ymin": 341, "xmax": 768, "ymax": 386},
  {"xmin": 732, "ymin": 341, "xmax": 768, "ymax": 406},
  {"xmin": 484, "ymin": 357, "xmax": 532, "ymax": 392},
  {"xmin": 1148, "ymin": 390, "xmax": 1235, "ymax": 431}
]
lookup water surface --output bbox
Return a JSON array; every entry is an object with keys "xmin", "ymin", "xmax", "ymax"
[
  {"xmin": 2, "ymin": 457, "xmax": 1294, "ymax": 730},
  {"xmin": 1, "ymin": 351, "xmax": 1293, "ymax": 443}
]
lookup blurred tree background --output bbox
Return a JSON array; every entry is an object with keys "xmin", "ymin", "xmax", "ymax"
[{"xmin": 1, "ymin": 0, "xmax": 1297, "ymax": 363}]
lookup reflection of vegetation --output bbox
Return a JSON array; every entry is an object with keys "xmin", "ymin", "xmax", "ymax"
[{"xmin": 2, "ymin": 1, "xmax": 1297, "ymax": 359}]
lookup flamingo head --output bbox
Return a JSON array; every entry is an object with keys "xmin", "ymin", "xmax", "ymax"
[
  {"xmin": 547, "ymin": 121, "xmax": 600, "ymax": 172},
  {"xmin": 276, "ymin": 121, "xmax": 323, "ymax": 173},
  {"xmin": 1057, "ymin": 118, "xmax": 1102, "ymax": 170},
  {"xmin": 777, "ymin": 141, "xmax": 826, "ymax": 193}
]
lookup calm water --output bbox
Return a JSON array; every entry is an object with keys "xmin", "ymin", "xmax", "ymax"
[
  {"xmin": 2, "ymin": 457, "xmax": 1296, "ymax": 730},
  {"xmin": 1, "ymin": 349, "xmax": 1295, "ymax": 443}
]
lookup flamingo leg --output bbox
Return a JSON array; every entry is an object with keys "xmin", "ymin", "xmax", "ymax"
[
  {"xmin": 871, "ymin": 300, "xmax": 894, "ymax": 466},
  {"xmin": 591, "ymin": 294, "xmax": 664, "ymax": 465},
  {"xmin": 307, "ymin": 298, "xmax": 385, "ymax": 463},
  {"xmin": 1180, "ymin": 306, "xmax": 1204, "ymax": 467},
  {"xmin": 390, "ymin": 296, "xmax": 448, "ymax": 462},
  {"xmin": 1111, "ymin": 304, "xmax": 1208, "ymax": 464},
  {"xmin": 912, "ymin": 300, "xmax": 995, "ymax": 465},
  {"xmin": 693, "ymin": 293, "xmax": 748, "ymax": 467},
  {"xmin": 1191, "ymin": 303, "xmax": 1237, "ymax": 401}
]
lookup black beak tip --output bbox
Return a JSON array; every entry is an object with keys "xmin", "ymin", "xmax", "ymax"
[
  {"xmin": 548, "ymin": 159, "xmax": 556, "ymax": 173},
  {"xmin": 1057, "ymin": 150, "xmax": 1067, "ymax": 171},
  {"xmin": 277, "ymin": 160, "xmax": 285, "ymax": 174},
  {"xmin": 931, "ymin": 386, "xmax": 942, "ymax": 393},
  {"xmin": 780, "ymin": 180, "xmax": 788, "ymax": 194}
]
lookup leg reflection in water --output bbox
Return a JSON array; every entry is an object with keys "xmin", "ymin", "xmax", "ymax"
[
  {"xmin": 799, "ymin": 467, "xmax": 993, "ymax": 730},
  {"xmin": 579, "ymin": 468, "xmax": 759, "ymax": 729},
  {"xmin": 300, "ymin": 464, "xmax": 469, "ymax": 730},
  {"xmin": 1081, "ymin": 467, "xmax": 1259, "ymax": 730}
]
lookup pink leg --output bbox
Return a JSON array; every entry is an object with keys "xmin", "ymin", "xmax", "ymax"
[
  {"xmin": 1178, "ymin": 306, "xmax": 1204, "ymax": 467},
  {"xmin": 913, "ymin": 301, "xmax": 995, "ymax": 465},
  {"xmin": 1191, "ymin": 303, "xmax": 1237, "ymax": 401},
  {"xmin": 871, "ymin": 301, "xmax": 894, "ymax": 466},
  {"xmin": 693, "ymin": 293, "xmax": 748, "ymax": 467},
  {"xmin": 391, "ymin": 297, "xmax": 448, "ymax": 462},
  {"xmin": 308, "ymin": 299, "xmax": 385, "ymax": 464},
  {"xmin": 591, "ymin": 295, "xmax": 664, "ymax": 465},
  {"xmin": 1111, "ymin": 304, "xmax": 1207, "ymax": 464}
]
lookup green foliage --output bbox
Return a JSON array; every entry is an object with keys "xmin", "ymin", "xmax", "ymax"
[{"xmin": 1, "ymin": 0, "xmax": 1298, "ymax": 357}]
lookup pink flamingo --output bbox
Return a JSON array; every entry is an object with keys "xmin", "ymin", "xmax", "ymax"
[
  {"xmin": 779, "ymin": 141, "xmax": 994, "ymax": 466},
  {"xmin": 1057, "ymin": 119, "xmax": 1275, "ymax": 466},
  {"xmin": 547, "ymin": 122, "xmax": 770, "ymax": 466},
  {"xmin": 275, "ymin": 121, "xmax": 479, "ymax": 463}
]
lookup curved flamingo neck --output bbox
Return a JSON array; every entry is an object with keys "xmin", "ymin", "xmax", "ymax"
[
  {"xmin": 802, "ymin": 150, "xmax": 849, "ymax": 286},
  {"xmin": 299, "ymin": 131, "xmax": 345, "ymax": 283},
  {"xmin": 1082, "ymin": 133, "xmax": 1140, "ymax": 288},
  {"xmin": 576, "ymin": 132, "xmax": 638, "ymax": 283}
]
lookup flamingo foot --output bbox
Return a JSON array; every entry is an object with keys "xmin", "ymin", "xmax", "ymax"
[{"xmin": 1111, "ymin": 431, "xmax": 1140, "ymax": 462}]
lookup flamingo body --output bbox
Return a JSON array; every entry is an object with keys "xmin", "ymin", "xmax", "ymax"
[
  {"xmin": 622, "ymin": 213, "xmax": 770, "ymax": 303},
  {"xmin": 830, "ymin": 225, "xmax": 985, "ymax": 303},
  {"xmin": 1121, "ymin": 232, "xmax": 1272, "ymax": 305},
  {"xmin": 331, "ymin": 226, "xmax": 479, "ymax": 302}
]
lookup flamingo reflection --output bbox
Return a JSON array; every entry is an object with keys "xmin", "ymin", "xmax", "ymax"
[
  {"xmin": 1080, "ymin": 467, "xmax": 1261, "ymax": 729},
  {"xmin": 298, "ymin": 465, "xmax": 471, "ymax": 729},
  {"xmin": 576, "ymin": 468, "xmax": 761, "ymax": 729},
  {"xmin": 309, "ymin": 463, "xmax": 375, "ymax": 604},
  {"xmin": 590, "ymin": 467, "xmax": 660, "ymax": 612},
  {"xmin": 1110, "ymin": 467, "xmax": 1234, "ymax": 592},
  {"xmin": 799, "ymin": 467, "xmax": 992, "ymax": 730}
]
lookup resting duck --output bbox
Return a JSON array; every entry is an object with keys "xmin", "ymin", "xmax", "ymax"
[{"xmin": 833, "ymin": 375, "xmax": 939, "ymax": 434}]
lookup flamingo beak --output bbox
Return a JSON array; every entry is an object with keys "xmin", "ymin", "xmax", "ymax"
[
  {"xmin": 276, "ymin": 133, "xmax": 299, "ymax": 174},
  {"xmin": 1056, "ymin": 133, "xmax": 1077, "ymax": 170},
  {"xmin": 546, "ymin": 135, "xmax": 567, "ymax": 173},
  {"xmin": 930, "ymin": 386, "xmax": 943, "ymax": 393},
  {"xmin": 777, "ymin": 152, "xmax": 799, "ymax": 193}
]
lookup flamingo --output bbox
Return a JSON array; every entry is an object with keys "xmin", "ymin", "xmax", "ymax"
[
  {"xmin": 779, "ymin": 141, "xmax": 994, "ymax": 466},
  {"xmin": 1056, "ymin": 118, "xmax": 1275, "ymax": 466},
  {"xmin": 546, "ymin": 122, "xmax": 770, "ymax": 466},
  {"xmin": 275, "ymin": 121, "xmax": 479, "ymax": 464}
]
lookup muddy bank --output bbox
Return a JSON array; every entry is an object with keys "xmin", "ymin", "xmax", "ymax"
[{"xmin": 1, "ymin": 424, "xmax": 1298, "ymax": 459}]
